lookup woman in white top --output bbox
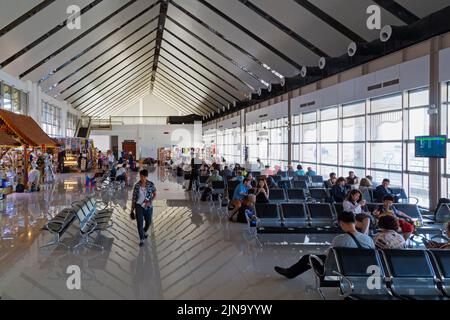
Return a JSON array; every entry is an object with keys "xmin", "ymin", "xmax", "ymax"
[{"xmin": 343, "ymin": 189, "xmax": 371, "ymax": 235}]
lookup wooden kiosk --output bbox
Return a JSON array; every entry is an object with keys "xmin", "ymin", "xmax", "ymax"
[{"xmin": 0, "ymin": 109, "xmax": 56, "ymax": 185}]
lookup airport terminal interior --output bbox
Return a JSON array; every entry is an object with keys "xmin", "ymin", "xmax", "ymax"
[{"xmin": 1, "ymin": 0, "xmax": 450, "ymax": 301}]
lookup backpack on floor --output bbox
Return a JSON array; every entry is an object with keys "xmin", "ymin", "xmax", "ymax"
[{"xmin": 16, "ymin": 184, "xmax": 25, "ymax": 193}]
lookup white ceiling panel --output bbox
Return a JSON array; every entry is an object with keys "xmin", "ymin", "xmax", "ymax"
[
  {"xmin": 3, "ymin": 0, "xmax": 130, "ymax": 77},
  {"xmin": 175, "ymin": 0, "xmax": 315, "ymax": 73},
  {"xmin": 23, "ymin": 0, "xmax": 159, "ymax": 83},
  {"xmin": 153, "ymin": 85, "xmax": 199, "ymax": 114},
  {"xmin": 157, "ymin": 66, "xmax": 225, "ymax": 109},
  {"xmin": 167, "ymin": 3, "xmax": 281, "ymax": 83},
  {"xmin": 77, "ymin": 63, "xmax": 152, "ymax": 111},
  {"xmin": 395, "ymin": 0, "xmax": 450, "ymax": 18},
  {"xmin": 63, "ymin": 47, "xmax": 154, "ymax": 103},
  {"xmin": 160, "ymin": 40, "xmax": 245, "ymax": 99},
  {"xmin": 64, "ymin": 47, "xmax": 154, "ymax": 105},
  {"xmin": 87, "ymin": 76, "xmax": 151, "ymax": 116},
  {"xmin": 250, "ymin": 0, "xmax": 354, "ymax": 57},
  {"xmin": 155, "ymin": 78, "xmax": 214, "ymax": 114},
  {"xmin": 0, "ymin": 0, "xmax": 43, "ymax": 29},
  {"xmin": 40, "ymin": 14, "xmax": 158, "ymax": 92},
  {"xmin": 164, "ymin": 20, "xmax": 266, "ymax": 91},
  {"xmin": 162, "ymin": 31, "xmax": 255, "ymax": 94},
  {"xmin": 309, "ymin": 0, "xmax": 406, "ymax": 41},
  {"xmin": 95, "ymin": 87, "xmax": 151, "ymax": 117},
  {"xmin": 159, "ymin": 55, "xmax": 233, "ymax": 105},
  {"xmin": 0, "ymin": 0, "xmax": 93, "ymax": 65},
  {"xmin": 58, "ymin": 37, "xmax": 155, "ymax": 99},
  {"xmin": 91, "ymin": 78, "xmax": 151, "ymax": 115},
  {"xmin": 205, "ymin": 0, "xmax": 324, "ymax": 65}
]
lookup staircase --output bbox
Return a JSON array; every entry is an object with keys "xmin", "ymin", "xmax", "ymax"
[{"xmin": 75, "ymin": 116, "xmax": 92, "ymax": 138}]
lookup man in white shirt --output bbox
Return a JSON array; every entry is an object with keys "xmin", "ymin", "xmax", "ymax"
[{"xmin": 27, "ymin": 165, "xmax": 41, "ymax": 192}]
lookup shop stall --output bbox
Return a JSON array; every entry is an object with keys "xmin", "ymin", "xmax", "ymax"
[
  {"xmin": 0, "ymin": 109, "xmax": 56, "ymax": 190},
  {"xmin": 55, "ymin": 137, "xmax": 95, "ymax": 172}
]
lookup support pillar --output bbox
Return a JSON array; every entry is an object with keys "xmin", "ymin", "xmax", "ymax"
[{"xmin": 429, "ymin": 37, "xmax": 441, "ymax": 210}]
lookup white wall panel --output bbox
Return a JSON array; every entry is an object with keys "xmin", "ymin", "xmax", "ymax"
[{"xmin": 246, "ymin": 101, "xmax": 288, "ymax": 123}]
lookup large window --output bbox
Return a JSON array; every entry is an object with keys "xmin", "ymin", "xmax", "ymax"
[
  {"xmin": 66, "ymin": 112, "xmax": 78, "ymax": 137},
  {"xmin": 0, "ymin": 82, "xmax": 28, "ymax": 114},
  {"xmin": 41, "ymin": 101, "xmax": 61, "ymax": 137},
  {"xmin": 246, "ymin": 117, "xmax": 288, "ymax": 169},
  {"xmin": 216, "ymin": 127, "xmax": 241, "ymax": 165},
  {"xmin": 290, "ymin": 89, "xmax": 431, "ymax": 207}
]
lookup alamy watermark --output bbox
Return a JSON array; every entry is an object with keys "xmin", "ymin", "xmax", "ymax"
[
  {"xmin": 66, "ymin": 265, "xmax": 81, "ymax": 290},
  {"xmin": 367, "ymin": 5, "xmax": 382, "ymax": 30},
  {"xmin": 67, "ymin": 5, "xmax": 81, "ymax": 30}
]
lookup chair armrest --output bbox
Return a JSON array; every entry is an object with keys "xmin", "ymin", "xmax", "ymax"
[
  {"xmin": 332, "ymin": 270, "xmax": 354, "ymax": 298},
  {"xmin": 309, "ymin": 254, "xmax": 325, "ymax": 278}
]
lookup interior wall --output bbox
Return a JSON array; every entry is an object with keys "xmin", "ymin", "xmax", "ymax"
[
  {"xmin": 116, "ymin": 93, "xmax": 182, "ymax": 117},
  {"xmin": 90, "ymin": 123, "xmax": 200, "ymax": 159},
  {"xmin": 0, "ymin": 68, "xmax": 81, "ymax": 135}
]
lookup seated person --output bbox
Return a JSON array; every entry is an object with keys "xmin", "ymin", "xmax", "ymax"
[
  {"xmin": 346, "ymin": 171, "xmax": 359, "ymax": 186},
  {"xmin": 255, "ymin": 178, "xmax": 269, "ymax": 203},
  {"xmin": 27, "ymin": 165, "xmax": 41, "ymax": 192},
  {"xmin": 330, "ymin": 177, "xmax": 348, "ymax": 203},
  {"xmin": 424, "ymin": 222, "xmax": 450, "ymax": 249},
  {"xmin": 372, "ymin": 195, "xmax": 415, "ymax": 240},
  {"xmin": 199, "ymin": 162, "xmax": 210, "ymax": 177},
  {"xmin": 206, "ymin": 170, "xmax": 223, "ymax": 186},
  {"xmin": 263, "ymin": 175, "xmax": 277, "ymax": 189},
  {"xmin": 373, "ymin": 215, "xmax": 406, "ymax": 249},
  {"xmin": 366, "ymin": 175, "xmax": 378, "ymax": 187},
  {"xmin": 294, "ymin": 165, "xmax": 305, "ymax": 176},
  {"xmin": 359, "ymin": 177, "xmax": 372, "ymax": 188},
  {"xmin": 325, "ymin": 172, "xmax": 337, "ymax": 188},
  {"xmin": 261, "ymin": 165, "xmax": 274, "ymax": 176},
  {"xmin": 221, "ymin": 166, "xmax": 233, "ymax": 178},
  {"xmin": 109, "ymin": 166, "xmax": 117, "ymax": 179},
  {"xmin": 306, "ymin": 167, "xmax": 317, "ymax": 177},
  {"xmin": 274, "ymin": 211, "xmax": 375, "ymax": 279},
  {"xmin": 287, "ymin": 164, "xmax": 295, "ymax": 176},
  {"xmin": 230, "ymin": 194, "xmax": 256, "ymax": 223},
  {"xmin": 231, "ymin": 170, "xmax": 245, "ymax": 182},
  {"xmin": 343, "ymin": 190, "xmax": 371, "ymax": 235},
  {"xmin": 374, "ymin": 178, "xmax": 398, "ymax": 203},
  {"xmin": 115, "ymin": 164, "xmax": 127, "ymax": 184},
  {"xmin": 228, "ymin": 178, "xmax": 253, "ymax": 219}
]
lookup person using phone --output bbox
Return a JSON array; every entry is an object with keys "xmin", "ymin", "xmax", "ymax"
[
  {"xmin": 130, "ymin": 169, "xmax": 157, "ymax": 247},
  {"xmin": 255, "ymin": 178, "xmax": 269, "ymax": 203}
]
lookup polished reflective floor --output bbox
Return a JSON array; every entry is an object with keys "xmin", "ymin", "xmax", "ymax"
[{"xmin": 0, "ymin": 166, "xmax": 337, "ymax": 300}]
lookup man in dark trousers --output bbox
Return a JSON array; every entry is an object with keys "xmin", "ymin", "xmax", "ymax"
[{"xmin": 57, "ymin": 148, "xmax": 66, "ymax": 173}]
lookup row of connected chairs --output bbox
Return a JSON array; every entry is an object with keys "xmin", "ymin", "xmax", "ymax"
[
  {"xmin": 313, "ymin": 247, "xmax": 450, "ymax": 300},
  {"xmin": 254, "ymin": 201, "xmax": 445, "ymax": 239},
  {"xmin": 41, "ymin": 197, "xmax": 113, "ymax": 250},
  {"xmin": 255, "ymin": 202, "xmax": 338, "ymax": 230}
]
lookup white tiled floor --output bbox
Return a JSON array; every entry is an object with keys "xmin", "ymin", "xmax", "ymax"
[{"xmin": 0, "ymin": 166, "xmax": 339, "ymax": 300}]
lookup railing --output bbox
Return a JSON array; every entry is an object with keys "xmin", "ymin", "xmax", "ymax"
[{"xmin": 91, "ymin": 116, "xmax": 168, "ymax": 126}]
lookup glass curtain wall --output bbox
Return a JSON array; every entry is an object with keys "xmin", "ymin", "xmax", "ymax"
[
  {"xmin": 292, "ymin": 88, "xmax": 430, "ymax": 207},
  {"xmin": 216, "ymin": 126, "xmax": 241, "ymax": 165},
  {"xmin": 246, "ymin": 117, "xmax": 288, "ymax": 169}
]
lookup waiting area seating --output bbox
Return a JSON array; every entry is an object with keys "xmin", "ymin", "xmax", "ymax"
[
  {"xmin": 41, "ymin": 197, "xmax": 113, "ymax": 250},
  {"xmin": 313, "ymin": 248, "xmax": 450, "ymax": 300}
]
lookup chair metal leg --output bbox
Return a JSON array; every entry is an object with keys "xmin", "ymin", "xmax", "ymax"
[
  {"xmin": 73, "ymin": 234, "xmax": 104, "ymax": 251},
  {"xmin": 40, "ymin": 233, "xmax": 70, "ymax": 249}
]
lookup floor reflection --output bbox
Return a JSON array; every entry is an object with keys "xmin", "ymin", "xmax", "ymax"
[{"xmin": 0, "ymin": 168, "xmax": 334, "ymax": 300}]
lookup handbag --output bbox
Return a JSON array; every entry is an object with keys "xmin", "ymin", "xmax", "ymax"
[{"xmin": 130, "ymin": 208, "xmax": 136, "ymax": 220}]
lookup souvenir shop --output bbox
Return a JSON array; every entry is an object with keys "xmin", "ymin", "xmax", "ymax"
[
  {"xmin": 55, "ymin": 137, "xmax": 96, "ymax": 172},
  {"xmin": 0, "ymin": 109, "xmax": 56, "ymax": 194}
]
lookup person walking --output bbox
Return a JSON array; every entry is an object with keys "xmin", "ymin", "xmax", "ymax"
[{"xmin": 130, "ymin": 169, "xmax": 157, "ymax": 247}]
